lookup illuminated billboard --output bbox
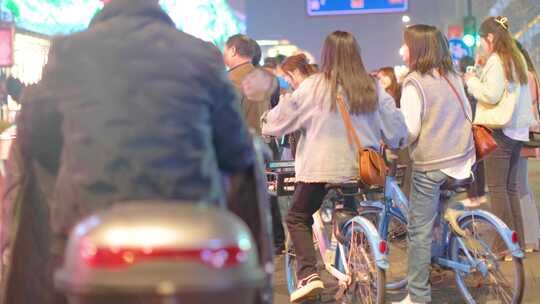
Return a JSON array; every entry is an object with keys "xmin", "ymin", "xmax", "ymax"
[
  {"xmin": 307, "ymin": 0, "xmax": 408, "ymax": 16},
  {"xmin": 0, "ymin": 0, "xmax": 244, "ymax": 49}
]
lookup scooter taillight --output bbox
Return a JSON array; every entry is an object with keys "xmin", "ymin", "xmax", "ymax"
[{"xmin": 80, "ymin": 240, "xmax": 249, "ymax": 269}]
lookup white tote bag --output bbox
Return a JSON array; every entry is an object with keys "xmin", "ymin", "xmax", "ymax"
[{"xmin": 474, "ymin": 83, "xmax": 517, "ymax": 128}]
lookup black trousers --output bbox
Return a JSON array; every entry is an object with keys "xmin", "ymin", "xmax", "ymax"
[
  {"xmin": 467, "ymin": 161, "xmax": 486, "ymax": 199},
  {"xmin": 285, "ymin": 183, "xmax": 356, "ymax": 280},
  {"xmin": 286, "ymin": 183, "xmax": 327, "ymax": 279},
  {"xmin": 485, "ymin": 130, "xmax": 525, "ymax": 250}
]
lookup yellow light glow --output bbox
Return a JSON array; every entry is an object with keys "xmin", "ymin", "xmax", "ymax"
[{"xmin": 104, "ymin": 226, "xmax": 179, "ymax": 247}]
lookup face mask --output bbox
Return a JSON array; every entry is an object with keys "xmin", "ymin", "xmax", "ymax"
[{"xmin": 277, "ymin": 76, "xmax": 290, "ymax": 89}]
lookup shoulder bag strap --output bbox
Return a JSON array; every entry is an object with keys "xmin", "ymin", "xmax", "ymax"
[
  {"xmin": 442, "ymin": 74, "xmax": 473, "ymax": 125},
  {"xmin": 336, "ymin": 95, "xmax": 364, "ymax": 150}
]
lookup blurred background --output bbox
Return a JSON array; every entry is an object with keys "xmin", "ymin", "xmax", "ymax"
[{"xmin": 0, "ymin": 0, "xmax": 537, "ymax": 85}]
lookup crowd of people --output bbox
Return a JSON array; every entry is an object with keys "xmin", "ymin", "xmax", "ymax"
[
  {"xmin": 0, "ymin": 0, "xmax": 539, "ymax": 304},
  {"xmin": 254, "ymin": 16, "xmax": 538, "ymax": 304}
]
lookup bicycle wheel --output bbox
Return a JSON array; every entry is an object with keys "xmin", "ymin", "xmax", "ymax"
[
  {"xmin": 359, "ymin": 207, "xmax": 408, "ymax": 290},
  {"xmin": 450, "ymin": 216, "xmax": 525, "ymax": 304},
  {"xmin": 342, "ymin": 221, "xmax": 386, "ymax": 304}
]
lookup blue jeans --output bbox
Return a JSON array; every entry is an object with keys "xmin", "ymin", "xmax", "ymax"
[{"xmin": 407, "ymin": 170, "xmax": 448, "ymax": 303}]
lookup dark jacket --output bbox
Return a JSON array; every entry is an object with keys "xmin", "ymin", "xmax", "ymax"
[{"xmin": 18, "ymin": 0, "xmax": 255, "ymax": 235}]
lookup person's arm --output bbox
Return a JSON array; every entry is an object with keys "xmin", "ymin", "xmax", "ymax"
[
  {"xmin": 456, "ymin": 77, "xmax": 474, "ymax": 121},
  {"xmin": 260, "ymin": 93, "xmax": 303, "ymax": 137},
  {"xmin": 261, "ymin": 77, "xmax": 314, "ymax": 137},
  {"xmin": 378, "ymin": 88, "xmax": 408, "ymax": 149},
  {"xmin": 466, "ymin": 55, "xmax": 506, "ymax": 105},
  {"xmin": 399, "ymin": 83, "xmax": 422, "ymax": 145},
  {"xmin": 17, "ymin": 42, "xmax": 64, "ymax": 175}
]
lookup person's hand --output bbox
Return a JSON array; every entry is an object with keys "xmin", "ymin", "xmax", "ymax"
[
  {"xmin": 463, "ymin": 71, "xmax": 476, "ymax": 83},
  {"xmin": 475, "ymin": 54, "xmax": 487, "ymax": 67},
  {"xmin": 384, "ymin": 148, "xmax": 400, "ymax": 161}
]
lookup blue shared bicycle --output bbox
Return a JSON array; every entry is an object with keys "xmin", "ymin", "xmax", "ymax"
[
  {"xmin": 357, "ymin": 154, "xmax": 525, "ymax": 304},
  {"xmin": 266, "ymin": 161, "xmax": 388, "ymax": 303}
]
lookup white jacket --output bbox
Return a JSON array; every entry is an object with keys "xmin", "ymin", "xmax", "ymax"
[{"xmin": 466, "ymin": 53, "xmax": 536, "ymax": 131}]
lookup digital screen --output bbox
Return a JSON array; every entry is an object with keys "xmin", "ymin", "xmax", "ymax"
[
  {"xmin": 0, "ymin": 0, "xmax": 244, "ymax": 49},
  {"xmin": 307, "ymin": 0, "xmax": 408, "ymax": 16},
  {"xmin": 267, "ymin": 161, "xmax": 295, "ymax": 169}
]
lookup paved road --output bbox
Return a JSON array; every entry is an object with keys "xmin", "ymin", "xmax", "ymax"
[
  {"xmin": 273, "ymin": 252, "xmax": 540, "ymax": 303},
  {"xmin": 274, "ymin": 159, "xmax": 540, "ymax": 303}
]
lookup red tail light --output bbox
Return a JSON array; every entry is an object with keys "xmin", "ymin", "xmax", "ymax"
[
  {"xmin": 379, "ymin": 240, "xmax": 387, "ymax": 253},
  {"xmin": 80, "ymin": 240, "xmax": 248, "ymax": 269},
  {"xmin": 511, "ymin": 231, "xmax": 519, "ymax": 244}
]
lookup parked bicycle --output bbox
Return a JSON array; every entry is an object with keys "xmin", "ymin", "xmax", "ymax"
[
  {"xmin": 358, "ymin": 151, "xmax": 525, "ymax": 304},
  {"xmin": 266, "ymin": 161, "xmax": 387, "ymax": 304}
]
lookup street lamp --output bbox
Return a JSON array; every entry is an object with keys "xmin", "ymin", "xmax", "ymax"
[{"xmin": 402, "ymin": 15, "xmax": 411, "ymax": 23}]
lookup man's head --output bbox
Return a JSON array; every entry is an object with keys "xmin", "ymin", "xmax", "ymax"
[{"xmin": 223, "ymin": 34, "xmax": 255, "ymax": 69}]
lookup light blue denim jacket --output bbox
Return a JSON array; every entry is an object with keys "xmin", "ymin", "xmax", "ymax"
[{"xmin": 261, "ymin": 74, "xmax": 407, "ymax": 183}]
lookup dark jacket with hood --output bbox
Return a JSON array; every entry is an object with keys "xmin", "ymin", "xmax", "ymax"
[{"xmin": 18, "ymin": 0, "xmax": 255, "ymax": 235}]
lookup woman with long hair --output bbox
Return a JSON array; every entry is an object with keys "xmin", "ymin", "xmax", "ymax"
[
  {"xmin": 515, "ymin": 41, "xmax": 540, "ymax": 251},
  {"xmin": 395, "ymin": 24, "xmax": 475, "ymax": 304},
  {"xmin": 464, "ymin": 16, "xmax": 536, "ymax": 252},
  {"xmin": 377, "ymin": 66, "xmax": 401, "ymax": 107},
  {"xmin": 261, "ymin": 31, "xmax": 407, "ymax": 303}
]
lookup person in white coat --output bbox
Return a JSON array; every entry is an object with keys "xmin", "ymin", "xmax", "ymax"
[{"xmin": 464, "ymin": 16, "xmax": 536, "ymax": 252}]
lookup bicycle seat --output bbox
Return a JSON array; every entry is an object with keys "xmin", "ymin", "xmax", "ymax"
[
  {"xmin": 441, "ymin": 176, "xmax": 473, "ymax": 192},
  {"xmin": 325, "ymin": 182, "xmax": 360, "ymax": 195}
]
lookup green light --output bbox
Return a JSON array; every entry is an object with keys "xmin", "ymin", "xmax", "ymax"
[{"xmin": 463, "ymin": 34, "xmax": 476, "ymax": 47}]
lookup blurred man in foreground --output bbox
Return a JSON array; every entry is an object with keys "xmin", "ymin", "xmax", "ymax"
[{"xmin": 2, "ymin": 1, "xmax": 272, "ymax": 303}]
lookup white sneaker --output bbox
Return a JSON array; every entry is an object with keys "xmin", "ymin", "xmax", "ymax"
[
  {"xmin": 290, "ymin": 273, "xmax": 325, "ymax": 303},
  {"xmin": 392, "ymin": 294, "xmax": 426, "ymax": 304},
  {"xmin": 461, "ymin": 197, "xmax": 480, "ymax": 208},
  {"xmin": 461, "ymin": 196, "xmax": 488, "ymax": 208}
]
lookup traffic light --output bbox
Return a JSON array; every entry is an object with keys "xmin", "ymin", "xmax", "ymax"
[{"xmin": 463, "ymin": 16, "xmax": 477, "ymax": 48}]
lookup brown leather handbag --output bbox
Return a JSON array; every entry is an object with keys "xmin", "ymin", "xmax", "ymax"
[
  {"xmin": 336, "ymin": 96, "xmax": 388, "ymax": 187},
  {"xmin": 443, "ymin": 75, "xmax": 498, "ymax": 162}
]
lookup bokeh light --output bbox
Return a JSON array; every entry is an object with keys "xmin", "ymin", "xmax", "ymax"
[{"xmin": 1, "ymin": 0, "xmax": 244, "ymax": 49}]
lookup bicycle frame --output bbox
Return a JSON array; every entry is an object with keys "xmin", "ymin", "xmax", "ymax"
[
  {"xmin": 359, "ymin": 175, "xmax": 408, "ymax": 241},
  {"xmin": 285, "ymin": 209, "xmax": 351, "ymax": 293},
  {"xmin": 285, "ymin": 193, "xmax": 389, "ymax": 296},
  {"xmin": 312, "ymin": 209, "xmax": 389, "ymax": 280},
  {"xmin": 369, "ymin": 174, "xmax": 524, "ymax": 276},
  {"xmin": 311, "ymin": 211, "xmax": 349, "ymax": 283}
]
